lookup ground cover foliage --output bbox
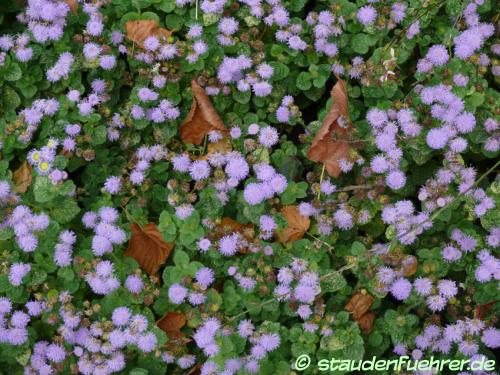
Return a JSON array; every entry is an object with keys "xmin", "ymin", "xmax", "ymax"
[{"xmin": 0, "ymin": 0, "xmax": 499, "ymax": 374}]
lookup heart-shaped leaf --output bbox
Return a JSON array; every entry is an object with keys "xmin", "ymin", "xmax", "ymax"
[
  {"xmin": 344, "ymin": 292, "xmax": 374, "ymax": 320},
  {"xmin": 124, "ymin": 20, "xmax": 172, "ymax": 48},
  {"xmin": 358, "ymin": 311, "xmax": 376, "ymax": 335},
  {"xmin": 307, "ymin": 79, "xmax": 351, "ymax": 177},
  {"xmin": 157, "ymin": 311, "xmax": 186, "ymax": 339},
  {"xmin": 125, "ymin": 223, "xmax": 174, "ymax": 275},
  {"xmin": 179, "ymin": 80, "xmax": 229, "ymax": 145},
  {"xmin": 276, "ymin": 205, "xmax": 310, "ymax": 244},
  {"xmin": 12, "ymin": 161, "xmax": 32, "ymax": 193},
  {"xmin": 64, "ymin": 0, "xmax": 78, "ymax": 15}
]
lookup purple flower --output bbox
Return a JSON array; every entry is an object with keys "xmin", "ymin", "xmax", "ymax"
[
  {"xmin": 189, "ymin": 160, "xmax": 211, "ymax": 180},
  {"xmin": 225, "ymin": 156, "xmax": 249, "ymax": 181},
  {"xmin": 357, "ymin": 5, "xmax": 377, "ymax": 26},
  {"xmin": 219, "ymin": 17, "xmax": 238, "ymax": 35},
  {"xmin": 237, "ymin": 275, "xmax": 256, "ymax": 291},
  {"xmin": 243, "ymin": 183, "xmax": 265, "ymax": 205},
  {"xmin": 196, "ymin": 267, "xmax": 215, "ymax": 289},
  {"xmin": 103, "ymin": 176, "xmax": 121, "ymax": 194},
  {"xmin": 426, "ymin": 295, "xmax": 447, "ymax": 311},
  {"xmin": 137, "ymin": 332, "xmax": 157, "ymax": 352},
  {"xmin": 175, "ymin": 204, "xmax": 194, "ymax": 220},
  {"xmin": 367, "ymin": 108, "xmax": 388, "ymax": 128},
  {"xmin": 172, "ymin": 154, "xmax": 191, "ymax": 172},
  {"xmin": 112, "ymin": 307, "xmax": 132, "ymax": 327},
  {"xmin": 198, "ymin": 238, "xmax": 211, "ymax": 252},
  {"xmin": 437, "ymin": 279, "xmax": 457, "ymax": 298},
  {"xmin": 334, "ymin": 209, "xmax": 353, "ymax": 230},
  {"xmin": 99, "ymin": 55, "xmax": 116, "ymax": 70},
  {"xmin": 377, "ymin": 267, "xmax": 396, "ymax": 284},
  {"xmin": 390, "ymin": 278, "xmax": 412, "ymax": 300},
  {"xmin": 259, "ymin": 215, "xmax": 276, "ymax": 232},
  {"xmin": 125, "ymin": 274, "xmax": 144, "ymax": 294},
  {"xmin": 386, "ymin": 170, "xmax": 406, "ymax": 190},
  {"xmin": 168, "ymin": 283, "xmax": 188, "ymax": 304},
  {"xmin": 144, "ymin": 36, "xmax": 160, "ymax": 51},
  {"xmin": 218, "ymin": 234, "xmax": 239, "ymax": 256},
  {"xmin": 426, "ymin": 45, "xmax": 449, "ymax": 66},
  {"xmin": 481, "ymin": 328, "xmax": 500, "ymax": 349},
  {"xmin": 46, "ymin": 343, "xmax": 66, "ymax": 362},
  {"xmin": 414, "ymin": 277, "xmax": 433, "ymax": 296},
  {"xmin": 189, "ymin": 292, "xmax": 206, "ymax": 305},
  {"xmin": 177, "ymin": 354, "xmax": 196, "ymax": 369},
  {"xmin": 188, "ymin": 24, "xmax": 203, "ymax": 38},
  {"xmin": 297, "ymin": 304, "xmax": 312, "ymax": 319},
  {"xmin": 237, "ymin": 319, "xmax": 254, "ymax": 338},
  {"xmin": 455, "ymin": 112, "xmax": 476, "ymax": 133},
  {"xmin": 8, "ymin": 263, "xmax": 31, "ymax": 286},
  {"xmin": 294, "ymin": 284, "xmax": 317, "ymax": 303},
  {"xmin": 256, "ymin": 63, "xmax": 274, "ymax": 79},
  {"xmin": 258, "ymin": 333, "xmax": 280, "ymax": 352},
  {"xmin": 0, "ymin": 297, "xmax": 12, "ymax": 313}
]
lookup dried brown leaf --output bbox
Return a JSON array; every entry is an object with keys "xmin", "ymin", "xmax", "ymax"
[
  {"xmin": 276, "ymin": 205, "xmax": 311, "ymax": 244},
  {"xmin": 474, "ymin": 300, "xmax": 499, "ymax": 320},
  {"xmin": 157, "ymin": 311, "xmax": 186, "ymax": 339},
  {"xmin": 124, "ymin": 20, "xmax": 172, "ymax": 48},
  {"xmin": 219, "ymin": 217, "xmax": 252, "ymax": 234},
  {"xmin": 358, "ymin": 312, "xmax": 376, "ymax": 335},
  {"xmin": 398, "ymin": 255, "xmax": 418, "ymax": 277},
  {"xmin": 186, "ymin": 365, "xmax": 202, "ymax": 375},
  {"xmin": 179, "ymin": 80, "xmax": 229, "ymax": 145},
  {"xmin": 64, "ymin": 0, "xmax": 78, "ymax": 15},
  {"xmin": 125, "ymin": 223, "xmax": 174, "ymax": 275},
  {"xmin": 307, "ymin": 79, "xmax": 351, "ymax": 177},
  {"xmin": 12, "ymin": 161, "xmax": 32, "ymax": 193},
  {"xmin": 345, "ymin": 292, "xmax": 374, "ymax": 320},
  {"xmin": 191, "ymin": 138, "xmax": 232, "ymax": 160}
]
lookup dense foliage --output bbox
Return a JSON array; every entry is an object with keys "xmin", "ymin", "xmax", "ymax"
[{"xmin": 0, "ymin": 0, "xmax": 499, "ymax": 374}]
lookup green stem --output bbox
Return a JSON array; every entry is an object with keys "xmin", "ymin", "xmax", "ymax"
[
  {"xmin": 317, "ymin": 163, "xmax": 325, "ymax": 200},
  {"xmin": 388, "ymin": 159, "xmax": 500, "ymax": 250},
  {"xmin": 228, "ymin": 299, "xmax": 275, "ymax": 322}
]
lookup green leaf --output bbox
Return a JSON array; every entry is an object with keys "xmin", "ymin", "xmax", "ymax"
[
  {"xmin": 173, "ymin": 249, "xmax": 189, "ymax": 267},
  {"xmin": 158, "ymin": 210, "xmax": 177, "ymax": 242},
  {"xmin": 465, "ymin": 92, "xmax": 485, "ymax": 109},
  {"xmin": 320, "ymin": 272, "xmax": 347, "ymax": 293},
  {"xmin": 34, "ymin": 176, "xmax": 58, "ymax": 203},
  {"xmin": 270, "ymin": 61, "xmax": 290, "ymax": 81},
  {"xmin": 50, "ymin": 197, "xmax": 80, "ymax": 224},
  {"xmin": 166, "ymin": 14, "xmax": 183, "ymax": 30},
  {"xmin": 57, "ymin": 267, "xmax": 75, "ymax": 281},
  {"xmin": 280, "ymin": 181, "xmax": 308, "ymax": 205},
  {"xmin": 296, "ymin": 72, "xmax": 312, "ymax": 90},
  {"xmin": 351, "ymin": 33, "xmax": 378, "ymax": 54},
  {"xmin": 2, "ymin": 85, "xmax": 21, "ymax": 111},
  {"xmin": 351, "ymin": 241, "xmax": 365, "ymax": 255},
  {"xmin": 233, "ymin": 89, "xmax": 251, "ymax": 104},
  {"xmin": 130, "ymin": 369, "xmax": 149, "ymax": 375},
  {"xmin": 3, "ymin": 62, "xmax": 22, "ymax": 81},
  {"xmin": 288, "ymin": 0, "xmax": 306, "ymax": 11},
  {"xmin": 157, "ymin": 0, "xmax": 176, "ymax": 12},
  {"xmin": 0, "ymin": 275, "xmax": 11, "ymax": 293}
]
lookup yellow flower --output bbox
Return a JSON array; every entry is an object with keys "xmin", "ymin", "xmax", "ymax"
[
  {"xmin": 40, "ymin": 162, "xmax": 49, "ymax": 171},
  {"xmin": 32, "ymin": 152, "xmax": 40, "ymax": 161}
]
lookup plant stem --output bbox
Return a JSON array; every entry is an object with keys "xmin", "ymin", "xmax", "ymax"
[
  {"xmin": 388, "ymin": 158, "xmax": 500, "ymax": 250},
  {"xmin": 317, "ymin": 163, "xmax": 326, "ymax": 200}
]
